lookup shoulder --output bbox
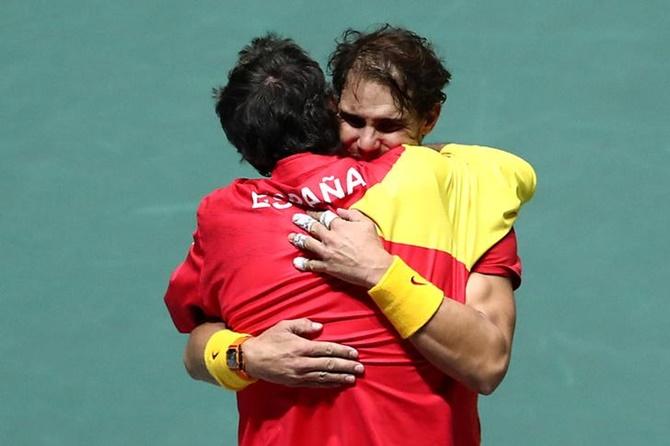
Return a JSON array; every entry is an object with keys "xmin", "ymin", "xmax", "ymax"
[
  {"xmin": 401, "ymin": 143, "xmax": 446, "ymax": 160},
  {"xmin": 440, "ymin": 143, "xmax": 531, "ymax": 168},
  {"xmin": 196, "ymin": 178, "xmax": 264, "ymax": 217},
  {"xmin": 440, "ymin": 143, "xmax": 537, "ymax": 204},
  {"xmin": 370, "ymin": 144, "xmax": 451, "ymax": 187},
  {"xmin": 396, "ymin": 143, "xmax": 451, "ymax": 171}
]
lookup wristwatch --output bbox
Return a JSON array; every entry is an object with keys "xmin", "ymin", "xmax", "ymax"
[{"xmin": 226, "ymin": 336, "xmax": 253, "ymax": 380}]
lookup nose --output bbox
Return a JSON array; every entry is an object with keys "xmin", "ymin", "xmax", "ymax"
[{"xmin": 357, "ymin": 127, "xmax": 381, "ymax": 156}]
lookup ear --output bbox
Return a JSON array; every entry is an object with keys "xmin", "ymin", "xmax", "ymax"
[
  {"xmin": 419, "ymin": 104, "xmax": 442, "ymax": 140},
  {"xmin": 326, "ymin": 94, "xmax": 338, "ymax": 112}
]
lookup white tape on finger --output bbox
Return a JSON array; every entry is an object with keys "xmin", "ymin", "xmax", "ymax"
[
  {"xmin": 319, "ymin": 210, "xmax": 338, "ymax": 230},
  {"xmin": 292, "ymin": 213, "xmax": 317, "ymax": 232},
  {"xmin": 293, "ymin": 233, "xmax": 307, "ymax": 249},
  {"xmin": 293, "ymin": 257, "xmax": 310, "ymax": 271}
]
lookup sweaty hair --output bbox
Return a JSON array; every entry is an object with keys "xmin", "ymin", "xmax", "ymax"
[
  {"xmin": 214, "ymin": 34, "xmax": 340, "ymax": 176},
  {"xmin": 328, "ymin": 24, "xmax": 451, "ymax": 119}
]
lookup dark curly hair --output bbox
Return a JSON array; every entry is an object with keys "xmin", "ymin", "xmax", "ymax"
[
  {"xmin": 328, "ymin": 24, "xmax": 451, "ymax": 119},
  {"xmin": 215, "ymin": 34, "xmax": 340, "ymax": 176}
]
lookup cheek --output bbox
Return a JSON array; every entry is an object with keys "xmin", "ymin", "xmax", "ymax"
[
  {"xmin": 339, "ymin": 124, "xmax": 358, "ymax": 146},
  {"xmin": 383, "ymin": 131, "xmax": 417, "ymax": 148}
]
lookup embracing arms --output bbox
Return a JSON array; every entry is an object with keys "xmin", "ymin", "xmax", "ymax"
[
  {"xmin": 182, "ymin": 209, "xmax": 516, "ymax": 394},
  {"xmin": 289, "ymin": 208, "xmax": 516, "ymax": 394},
  {"xmin": 175, "ymin": 144, "xmax": 532, "ymax": 394}
]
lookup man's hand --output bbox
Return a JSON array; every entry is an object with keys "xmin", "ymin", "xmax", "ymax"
[
  {"xmin": 289, "ymin": 209, "xmax": 393, "ymax": 288},
  {"xmin": 184, "ymin": 320, "xmax": 364, "ymax": 389},
  {"xmin": 243, "ymin": 318, "xmax": 364, "ymax": 388}
]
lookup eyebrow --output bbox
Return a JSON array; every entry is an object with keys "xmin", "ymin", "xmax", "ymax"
[{"xmin": 338, "ymin": 110, "xmax": 405, "ymax": 125}]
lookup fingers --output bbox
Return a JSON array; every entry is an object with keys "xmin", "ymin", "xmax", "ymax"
[
  {"xmin": 302, "ymin": 357, "xmax": 364, "ymax": 374},
  {"xmin": 318, "ymin": 210, "xmax": 338, "ymax": 229},
  {"xmin": 292, "ymin": 256, "xmax": 310, "ymax": 272},
  {"xmin": 302, "ymin": 210, "xmax": 339, "ymax": 229},
  {"xmin": 294, "ymin": 212, "xmax": 339, "ymax": 237},
  {"xmin": 290, "ymin": 232, "xmax": 308, "ymax": 249},
  {"xmin": 288, "ymin": 232, "xmax": 328, "ymax": 258},
  {"xmin": 335, "ymin": 208, "xmax": 366, "ymax": 222},
  {"xmin": 292, "ymin": 213, "xmax": 320, "ymax": 233},
  {"xmin": 299, "ymin": 370, "xmax": 359, "ymax": 387},
  {"xmin": 292, "ymin": 257, "xmax": 329, "ymax": 273},
  {"xmin": 276, "ymin": 327, "xmax": 364, "ymax": 387},
  {"xmin": 279, "ymin": 318, "xmax": 323, "ymax": 336},
  {"xmin": 289, "ymin": 213, "xmax": 330, "ymax": 262},
  {"xmin": 279, "ymin": 320, "xmax": 360, "ymax": 360},
  {"xmin": 307, "ymin": 340, "xmax": 359, "ymax": 360},
  {"xmin": 290, "ymin": 371, "xmax": 354, "ymax": 388},
  {"xmin": 289, "ymin": 219, "xmax": 341, "ymax": 273},
  {"xmin": 292, "ymin": 213, "xmax": 330, "ymax": 245},
  {"xmin": 288, "ymin": 357, "xmax": 365, "ymax": 387},
  {"xmin": 295, "ymin": 209, "xmax": 368, "ymax": 233}
]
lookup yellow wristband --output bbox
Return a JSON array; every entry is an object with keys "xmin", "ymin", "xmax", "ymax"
[
  {"xmin": 368, "ymin": 256, "xmax": 444, "ymax": 339},
  {"xmin": 204, "ymin": 329, "xmax": 257, "ymax": 391}
]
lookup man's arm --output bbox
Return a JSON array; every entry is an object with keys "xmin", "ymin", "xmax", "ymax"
[
  {"xmin": 184, "ymin": 322, "xmax": 227, "ymax": 385},
  {"xmin": 289, "ymin": 209, "xmax": 515, "ymax": 394},
  {"xmin": 183, "ymin": 319, "xmax": 365, "ymax": 388},
  {"xmin": 409, "ymin": 272, "xmax": 514, "ymax": 395}
]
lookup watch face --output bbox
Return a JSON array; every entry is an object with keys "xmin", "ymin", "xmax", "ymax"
[{"xmin": 226, "ymin": 348, "xmax": 239, "ymax": 370}]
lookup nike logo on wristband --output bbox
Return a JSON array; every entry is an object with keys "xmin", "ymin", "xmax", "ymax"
[
  {"xmin": 410, "ymin": 276, "xmax": 427, "ymax": 285},
  {"xmin": 212, "ymin": 351, "xmax": 219, "ymax": 360}
]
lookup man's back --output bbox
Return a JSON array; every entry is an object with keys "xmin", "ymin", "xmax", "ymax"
[{"xmin": 165, "ymin": 144, "xmax": 534, "ymax": 445}]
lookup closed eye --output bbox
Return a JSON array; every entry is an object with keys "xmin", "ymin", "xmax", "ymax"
[
  {"xmin": 338, "ymin": 111, "xmax": 365, "ymax": 129},
  {"xmin": 374, "ymin": 119, "xmax": 405, "ymax": 134}
]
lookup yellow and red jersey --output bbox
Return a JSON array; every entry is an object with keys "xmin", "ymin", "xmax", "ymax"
[{"xmin": 164, "ymin": 144, "xmax": 536, "ymax": 446}]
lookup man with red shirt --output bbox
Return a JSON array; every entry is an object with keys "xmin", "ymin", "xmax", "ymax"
[{"xmin": 165, "ymin": 30, "xmax": 535, "ymax": 445}]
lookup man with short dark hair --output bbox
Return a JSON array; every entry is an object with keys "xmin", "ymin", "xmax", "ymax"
[
  {"xmin": 165, "ymin": 31, "xmax": 535, "ymax": 445},
  {"xmin": 215, "ymin": 35, "xmax": 340, "ymax": 176}
]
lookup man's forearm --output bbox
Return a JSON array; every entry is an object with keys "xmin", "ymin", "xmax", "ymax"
[
  {"xmin": 369, "ymin": 259, "xmax": 515, "ymax": 395},
  {"xmin": 408, "ymin": 276, "xmax": 515, "ymax": 395},
  {"xmin": 410, "ymin": 305, "xmax": 512, "ymax": 395},
  {"xmin": 184, "ymin": 322, "xmax": 228, "ymax": 385}
]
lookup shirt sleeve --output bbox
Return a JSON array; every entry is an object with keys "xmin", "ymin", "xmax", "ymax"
[
  {"xmin": 163, "ymin": 199, "xmax": 222, "ymax": 333},
  {"xmin": 471, "ymin": 229, "xmax": 522, "ymax": 289}
]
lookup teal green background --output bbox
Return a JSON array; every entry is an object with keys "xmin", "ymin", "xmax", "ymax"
[{"xmin": 2, "ymin": 1, "xmax": 669, "ymax": 444}]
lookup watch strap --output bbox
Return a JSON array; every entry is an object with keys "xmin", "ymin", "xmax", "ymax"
[{"xmin": 226, "ymin": 335, "xmax": 254, "ymax": 380}]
